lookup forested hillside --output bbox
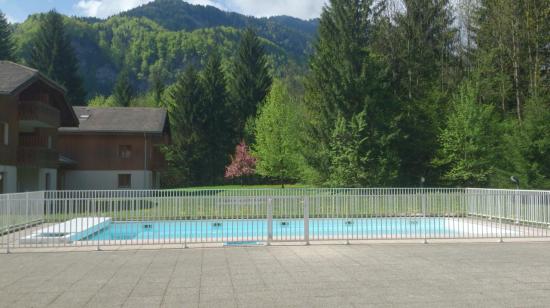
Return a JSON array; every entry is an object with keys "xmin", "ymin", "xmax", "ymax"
[
  {"xmin": 10, "ymin": 0, "xmax": 317, "ymax": 99},
  {"xmin": 1, "ymin": 0, "xmax": 548, "ymax": 190},
  {"xmin": 123, "ymin": 0, "xmax": 318, "ymax": 58}
]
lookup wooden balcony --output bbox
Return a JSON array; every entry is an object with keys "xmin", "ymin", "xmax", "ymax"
[
  {"xmin": 17, "ymin": 135, "xmax": 58, "ymax": 168},
  {"xmin": 17, "ymin": 147, "xmax": 58, "ymax": 168},
  {"xmin": 18, "ymin": 135, "xmax": 55, "ymax": 149},
  {"xmin": 0, "ymin": 147, "xmax": 13, "ymax": 165},
  {"xmin": 18, "ymin": 101, "xmax": 60, "ymax": 129}
]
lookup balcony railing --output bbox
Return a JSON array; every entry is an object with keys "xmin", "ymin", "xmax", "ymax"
[
  {"xmin": 18, "ymin": 101, "xmax": 60, "ymax": 128},
  {"xmin": 0, "ymin": 147, "xmax": 13, "ymax": 165},
  {"xmin": 18, "ymin": 135, "xmax": 55, "ymax": 149}
]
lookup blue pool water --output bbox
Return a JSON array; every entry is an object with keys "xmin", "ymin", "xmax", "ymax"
[{"xmin": 84, "ymin": 218, "xmax": 452, "ymax": 241}]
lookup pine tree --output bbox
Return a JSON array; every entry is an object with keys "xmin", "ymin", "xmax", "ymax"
[
  {"xmin": 28, "ymin": 10, "xmax": 85, "ymax": 105},
  {"xmin": 149, "ymin": 64, "xmax": 166, "ymax": 104},
  {"xmin": 229, "ymin": 28, "xmax": 272, "ymax": 140},
  {"xmin": 201, "ymin": 52, "xmax": 233, "ymax": 183},
  {"xmin": 515, "ymin": 98, "xmax": 550, "ymax": 188},
  {"xmin": 384, "ymin": 0, "xmax": 458, "ymax": 185},
  {"xmin": 433, "ymin": 81, "xmax": 498, "ymax": 187},
  {"xmin": 113, "ymin": 70, "xmax": 135, "ymax": 107},
  {"xmin": 0, "ymin": 10, "xmax": 15, "ymax": 61},
  {"xmin": 304, "ymin": 0, "xmax": 399, "ymax": 186},
  {"xmin": 166, "ymin": 66, "xmax": 208, "ymax": 186}
]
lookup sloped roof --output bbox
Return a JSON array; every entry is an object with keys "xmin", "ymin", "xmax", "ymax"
[
  {"xmin": 0, "ymin": 61, "xmax": 78, "ymax": 127},
  {"xmin": 60, "ymin": 106, "xmax": 169, "ymax": 134},
  {"xmin": 0, "ymin": 61, "xmax": 65, "ymax": 95}
]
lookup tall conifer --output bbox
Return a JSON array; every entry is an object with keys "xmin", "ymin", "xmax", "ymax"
[
  {"xmin": 0, "ymin": 10, "xmax": 15, "ymax": 61},
  {"xmin": 304, "ymin": 0, "xmax": 399, "ymax": 186},
  {"xmin": 166, "ymin": 66, "xmax": 208, "ymax": 186},
  {"xmin": 229, "ymin": 28, "xmax": 272, "ymax": 140},
  {"xmin": 29, "ymin": 11, "xmax": 85, "ymax": 105},
  {"xmin": 389, "ymin": 0, "xmax": 457, "ymax": 185},
  {"xmin": 201, "ymin": 52, "xmax": 233, "ymax": 182},
  {"xmin": 113, "ymin": 70, "xmax": 135, "ymax": 107}
]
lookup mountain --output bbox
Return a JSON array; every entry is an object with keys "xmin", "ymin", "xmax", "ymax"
[
  {"xmin": 12, "ymin": 0, "xmax": 319, "ymax": 101},
  {"xmin": 123, "ymin": 0, "xmax": 318, "ymax": 64},
  {"xmin": 124, "ymin": 0, "xmax": 319, "ymax": 34}
]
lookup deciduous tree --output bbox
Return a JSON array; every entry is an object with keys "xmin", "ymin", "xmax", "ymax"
[
  {"xmin": 434, "ymin": 81, "xmax": 498, "ymax": 186},
  {"xmin": 225, "ymin": 141, "xmax": 256, "ymax": 183},
  {"xmin": 253, "ymin": 80, "xmax": 304, "ymax": 186}
]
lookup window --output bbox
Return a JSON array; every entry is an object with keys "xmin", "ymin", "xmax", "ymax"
[
  {"xmin": 45, "ymin": 173, "xmax": 51, "ymax": 191},
  {"xmin": 0, "ymin": 122, "xmax": 8, "ymax": 146},
  {"xmin": 0, "ymin": 173, "xmax": 4, "ymax": 194},
  {"xmin": 118, "ymin": 174, "xmax": 131, "ymax": 189},
  {"xmin": 119, "ymin": 145, "xmax": 132, "ymax": 159}
]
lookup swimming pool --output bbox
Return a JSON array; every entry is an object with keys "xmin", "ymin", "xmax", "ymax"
[{"xmin": 84, "ymin": 218, "xmax": 456, "ymax": 241}]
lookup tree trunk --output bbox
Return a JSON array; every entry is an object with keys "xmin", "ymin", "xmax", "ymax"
[
  {"xmin": 497, "ymin": 13, "xmax": 507, "ymax": 113},
  {"xmin": 533, "ymin": 0, "xmax": 540, "ymax": 97},
  {"xmin": 500, "ymin": 59, "xmax": 506, "ymax": 113},
  {"xmin": 407, "ymin": 38, "xmax": 412, "ymax": 100},
  {"xmin": 512, "ymin": 19, "xmax": 522, "ymax": 122}
]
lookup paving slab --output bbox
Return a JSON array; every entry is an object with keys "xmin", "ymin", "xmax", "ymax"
[{"xmin": 1, "ymin": 242, "xmax": 550, "ymax": 307}]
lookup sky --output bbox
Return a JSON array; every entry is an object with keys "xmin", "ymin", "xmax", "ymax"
[{"xmin": 0, "ymin": 0, "xmax": 327, "ymax": 23}]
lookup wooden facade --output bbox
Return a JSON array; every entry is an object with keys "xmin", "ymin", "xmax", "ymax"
[
  {"xmin": 56, "ymin": 106, "xmax": 170, "ymax": 190},
  {"xmin": 0, "ymin": 95, "xmax": 18, "ymax": 167},
  {"xmin": 0, "ymin": 61, "xmax": 79, "ymax": 192},
  {"xmin": 58, "ymin": 133, "xmax": 168, "ymax": 171},
  {"xmin": 1, "ymin": 62, "xmax": 170, "ymax": 192}
]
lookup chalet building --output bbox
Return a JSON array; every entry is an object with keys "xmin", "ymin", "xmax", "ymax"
[
  {"xmin": 58, "ymin": 107, "xmax": 170, "ymax": 190},
  {"xmin": 0, "ymin": 61, "xmax": 79, "ymax": 193}
]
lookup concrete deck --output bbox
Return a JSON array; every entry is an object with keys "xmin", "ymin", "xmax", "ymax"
[{"xmin": 1, "ymin": 242, "xmax": 550, "ymax": 307}]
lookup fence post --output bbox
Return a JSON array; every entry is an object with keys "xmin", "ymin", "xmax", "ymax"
[
  {"xmin": 304, "ymin": 197, "xmax": 310, "ymax": 246},
  {"xmin": 5, "ymin": 194, "xmax": 10, "ymax": 254},
  {"xmin": 96, "ymin": 192, "xmax": 101, "ymax": 251},
  {"xmin": 267, "ymin": 198, "xmax": 273, "ymax": 245},
  {"xmin": 423, "ymin": 189, "xmax": 428, "ymax": 244},
  {"xmin": 515, "ymin": 190, "xmax": 520, "ymax": 224},
  {"xmin": 422, "ymin": 189, "xmax": 426, "ymax": 218},
  {"xmin": 498, "ymin": 192, "xmax": 503, "ymax": 243}
]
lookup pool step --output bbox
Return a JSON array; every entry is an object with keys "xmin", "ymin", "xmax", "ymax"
[
  {"xmin": 224, "ymin": 241, "xmax": 264, "ymax": 247},
  {"xmin": 19, "ymin": 217, "xmax": 112, "ymax": 244}
]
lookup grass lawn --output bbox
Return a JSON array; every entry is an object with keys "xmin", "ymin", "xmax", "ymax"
[
  {"xmin": 41, "ymin": 189, "xmax": 467, "ymax": 222},
  {"xmin": 175, "ymin": 184, "xmax": 312, "ymax": 190}
]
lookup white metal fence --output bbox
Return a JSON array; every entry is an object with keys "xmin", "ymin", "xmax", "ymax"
[{"xmin": 1, "ymin": 188, "xmax": 550, "ymax": 252}]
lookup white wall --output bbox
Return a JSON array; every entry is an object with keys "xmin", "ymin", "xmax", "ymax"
[
  {"xmin": 17, "ymin": 168, "xmax": 57, "ymax": 192},
  {"xmin": 62, "ymin": 170, "xmax": 153, "ymax": 190},
  {"xmin": 0, "ymin": 165, "xmax": 17, "ymax": 193},
  {"xmin": 17, "ymin": 168, "xmax": 38, "ymax": 192},
  {"xmin": 39, "ymin": 168, "xmax": 57, "ymax": 191}
]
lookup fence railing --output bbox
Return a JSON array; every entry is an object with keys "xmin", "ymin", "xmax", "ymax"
[{"xmin": 1, "ymin": 188, "xmax": 550, "ymax": 251}]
